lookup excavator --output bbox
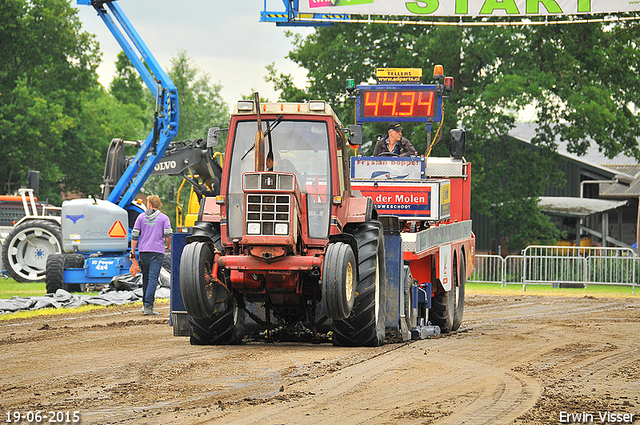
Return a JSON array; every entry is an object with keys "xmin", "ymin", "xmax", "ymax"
[{"xmin": 102, "ymin": 136, "xmax": 223, "ymax": 230}]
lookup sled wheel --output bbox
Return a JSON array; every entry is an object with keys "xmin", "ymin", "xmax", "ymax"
[
  {"xmin": 2, "ymin": 220, "xmax": 62, "ymax": 282},
  {"xmin": 452, "ymin": 253, "xmax": 466, "ymax": 331},
  {"xmin": 403, "ymin": 265, "xmax": 417, "ymax": 329},
  {"xmin": 332, "ymin": 221, "xmax": 386, "ymax": 347},
  {"xmin": 322, "ymin": 242, "xmax": 356, "ymax": 320},
  {"xmin": 431, "ymin": 254, "xmax": 456, "ymax": 333},
  {"xmin": 189, "ymin": 295, "xmax": 245, "ymax": 345}
]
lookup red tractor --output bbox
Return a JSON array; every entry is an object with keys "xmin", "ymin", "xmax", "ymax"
[{"xmin": 176, "ymin": 69, "xmax": 475, "ymax": 346}]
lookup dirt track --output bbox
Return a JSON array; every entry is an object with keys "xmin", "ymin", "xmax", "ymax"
[{"xmin": 0, "ymin": 292, "xmax": 638, "ymax": 425}]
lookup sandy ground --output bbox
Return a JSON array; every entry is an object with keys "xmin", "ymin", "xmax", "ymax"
[{"xmin": 0, "ymin": 292, "xmax": 638, "ymax": 425}]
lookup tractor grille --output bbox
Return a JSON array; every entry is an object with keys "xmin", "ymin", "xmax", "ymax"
[{"xmin": 246, "ymin": 194, "xmax": 291, "ymax": 236}]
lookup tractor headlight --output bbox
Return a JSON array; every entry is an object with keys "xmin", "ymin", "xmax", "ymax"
[
  {"xmin": 247, "ymin": 222, "xmax": 261, "ymax": 235},
  {"xmin": 274, "ymin": 223, "xmax": 288, "ymax": 235}
]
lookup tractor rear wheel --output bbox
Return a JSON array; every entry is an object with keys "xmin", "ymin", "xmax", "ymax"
[
  {"xmin": 431, "ymin": 254, "xmax": 457, "ymax": 333},
  {"xmin": 2, "ymin": 219, "xmax": 62, "ymax": 282},
  {"xmin": 332, "ymin": 221, "xmax": 386, "ymax": 347},
  {"xmin": 189, "ymin": 295, "xmax": 245, "ymax": 345},
  {"xmin": 322, "ymin": 242, "xmax": 356, "ymax": 320}
]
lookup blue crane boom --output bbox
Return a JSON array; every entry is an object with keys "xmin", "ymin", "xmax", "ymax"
[
  {"xmin": 39, "ymin": 1, "xmax": 181, "ymax": 291},
  {"xmin": 78, "ymin": 0, "xmax": 179, "ymax": 208}
]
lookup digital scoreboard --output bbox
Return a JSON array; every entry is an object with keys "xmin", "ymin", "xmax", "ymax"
[{"xmin": 356, "ymin": 84, "xmax": 442, "ymax": 124}]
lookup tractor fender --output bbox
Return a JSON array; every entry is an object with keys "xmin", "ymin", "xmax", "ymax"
[
  {"xmin": 199, "ymin": 197, "xmax": 221, "ymax": 223},
  {"xmin": 327, "ymin": 232, "xmax": 359, "ymax": 282},
  {"xmin": 345, "ymin": 196, "xmax": 376, "ymax": 223},
  {"xmin": 186, "ymin": 197, "xmax": 221, "ymax": 244},
  {"xmin": 14, "ymin": 215, "xmax": 62, "ymax": 227}
]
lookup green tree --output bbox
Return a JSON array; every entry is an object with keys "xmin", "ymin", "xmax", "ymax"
[
  {"xmin": 110, "ymin": 51, "xmax": 146, "ymax": 110},
  {"xmin": 143, "ymin": 51, "xmax": 230, "ymax": 225},
  {"xmin": 169, "ymin": 50, "xmax": 229, "ymax": 142},
  {"xmin": 265, "ymin": 62, "xmax": 308, "ymax": 103},
  {"xmin": 0, "ymin": 0, "xmax": 149, "ymax": 205},
  {"xmin": 0, "ymin": 0, "xmax": 102, "ymax": 202},
  {"xmin": 270, "ymin": 20, "xmax": 640, "ymax": 249}
]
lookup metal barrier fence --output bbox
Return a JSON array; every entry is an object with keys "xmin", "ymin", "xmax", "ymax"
[{"xmin": 469, "ymin": 246, "xmax": 637, "ymax": 294}]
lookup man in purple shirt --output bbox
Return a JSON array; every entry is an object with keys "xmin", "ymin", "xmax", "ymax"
[{"xmin": 130, "ymin": 195, "xmax": 172, "ymax": 315}]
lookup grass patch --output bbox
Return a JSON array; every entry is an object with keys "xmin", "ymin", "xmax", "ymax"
[
  {"xmin": 0, "ymin": 279, "xmax": 48, "ymax": 298},
  {"xmin": 0, "ymin": 278, "xmax": 99, "ymax": 298},
  {"xmin": 467, "ymin": 281, "xmax": 638, "ymax": 298}
]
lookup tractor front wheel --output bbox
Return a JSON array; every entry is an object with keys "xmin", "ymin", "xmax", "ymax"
[
  {"xmin": 180, "ymin": 242, "xmax": 217, "ymax": 319},
  {"xmin": 322, "ymin": 242, "xmax": 356, "ymax": 320},
  {"xmin": 332, "ymin": 221, "xmax": 386, "ymax": 347}
]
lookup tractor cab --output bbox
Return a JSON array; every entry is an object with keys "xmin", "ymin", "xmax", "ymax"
[{"xmin": 218, "ymin": 100, "xmax": 360, "ymax": 250}]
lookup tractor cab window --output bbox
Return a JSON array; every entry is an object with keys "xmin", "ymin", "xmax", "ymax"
[{"xmin": 227, "ymin": 120, "xmax": 331, "ymax": 239}]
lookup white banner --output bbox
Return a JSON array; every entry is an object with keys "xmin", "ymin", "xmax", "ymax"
[{"xmin": 302, "ymin": 0, "xmax": 640, "ymax": 17}]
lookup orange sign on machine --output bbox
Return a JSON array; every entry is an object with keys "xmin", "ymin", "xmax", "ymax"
[{"xmin": 108, "ymin": 221, "xmax": 127, "ymax": 238}]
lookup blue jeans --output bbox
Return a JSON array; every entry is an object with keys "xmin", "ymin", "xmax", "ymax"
[{"xmin": 138, "ymin": 252, "xmax": 164, "ymax": 307}]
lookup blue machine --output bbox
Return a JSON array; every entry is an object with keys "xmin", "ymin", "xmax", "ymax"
[
  {"xmin": 260, "ymin": 0, "xmax": 350, "ymax": 27},
  {"xmin": 46, "ymin": 1, "xmax": 179, "ymax": 291}
]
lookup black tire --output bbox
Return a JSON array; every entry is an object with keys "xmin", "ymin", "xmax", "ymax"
[
  {"xmin": 322, "ymin": 242, "xmax": 356, "ymax": 320},
  {"xmin": 159, "ymin": 252, "xmax": 172, "ymax": 288},
  {"xmin": 403, "ymin": 266, "xmax": 417, "ymax": 329},
  {"xmin": 63, "ymin": 254, "xmax": 85, "ymax": 292},
  {"xmin": 65, "ymin": 254, "xmax": 85, "ymax": 268},
  {"xmin": 2, "ymin": 219, "xmax": 62, "ymax": 282},
  {"xmin": 189, "ymin": 295, "xmax": 245, "ymax": 345},
  {"xmin": 162, "ymin": 252, "xmax": 172, "ymax": 272},
  {"xmin": 180, "ymin": 242, "xmax": 216, "ymax": 319},
  {"xmin": 452, "ymin": 253, "xmax": 466, "ymax": 331},
  {"xmin": 431, "ymin": 254, "xmax": 456, "ymax": 333},
  {"xmin": 45, "ymin": 254, "xmax": 65, "ymax": 294},
  {"xmin": 332, "ymin": 221, "xmax": 386, "ymax": 347}
]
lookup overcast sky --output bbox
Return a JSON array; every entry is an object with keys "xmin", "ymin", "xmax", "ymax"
[{"xmin": 72, "ymin": 1, "xmax": 313, "ymax": 109}]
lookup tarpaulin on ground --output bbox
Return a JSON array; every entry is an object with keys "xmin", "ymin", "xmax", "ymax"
[{"xmin": 0, "ymin": 274, "xmax": 170, "ymax": 314}]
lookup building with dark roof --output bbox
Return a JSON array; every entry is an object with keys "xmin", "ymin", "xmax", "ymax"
[{"xmin": 473, "ymin": 123, "xmax": 639, "ymax": 253}]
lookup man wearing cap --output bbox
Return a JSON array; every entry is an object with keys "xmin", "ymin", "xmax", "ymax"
[{"xmin": 373, "ymin": 122, "xmax": 418, "ymax": 157}]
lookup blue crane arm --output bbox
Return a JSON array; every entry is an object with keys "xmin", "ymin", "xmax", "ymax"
[{"xmin": 78, "ymin": 0, "xmax": 179, "ymax": 208}]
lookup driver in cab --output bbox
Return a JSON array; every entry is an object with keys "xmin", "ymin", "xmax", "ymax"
[{"xmin": 373, "ymin": 122, "xmax": 417, "ymax": 157}]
